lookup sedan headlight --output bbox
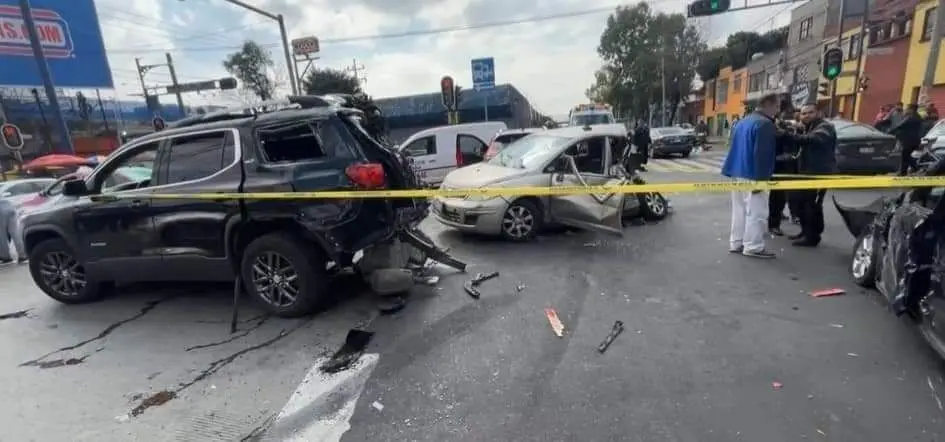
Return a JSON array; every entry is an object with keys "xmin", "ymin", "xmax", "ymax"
[{"xmin": 465, "ymin": 194, "xmax": 497, "ymax": 202}]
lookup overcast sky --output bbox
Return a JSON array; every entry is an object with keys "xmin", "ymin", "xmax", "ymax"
[{"xmin": 95, "ymin": 0, "xmax": 794, "ymax": 114}]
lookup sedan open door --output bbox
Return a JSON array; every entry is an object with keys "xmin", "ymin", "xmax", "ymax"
[{"xmin": 548, "ymin": 155, "xmax": 626, "ymax": 236}]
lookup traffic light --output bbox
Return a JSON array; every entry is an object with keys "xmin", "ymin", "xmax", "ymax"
[
  {"xmin": 219, "ymin": 77, "xmax": 237, "ymax": 90},
  {"xmin": 440, "ymin": 76, "xmax": 457, "ymax": 111},
  {"xmin": 858, "ymin": 76, "xmax": 869, "ymax": 92},
  {"xmin": 818, "ymin": 82, "xmax": 830, "ymax": 96},
  {"xmin": 687, "ymin": 0, "xmax": 731, "ymax": 17},
  {"xmin": 1, "ymin": 123, "xmax": 24, "ymax": 150},
  {"xmin": 76, "ymin": 92, "xmax": 90, "ymax": 120},
  {"xmin": 822, "ymin": 48, "xmax": 844, "ymax": 80},
  {"xmin": 152, "ymin": 116, "xmax": 166, "ymax": 131}
]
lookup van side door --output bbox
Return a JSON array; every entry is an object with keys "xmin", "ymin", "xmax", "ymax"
[{"xmin": 401, "ymin": 135, "xmax": 437, "ymax": 185}]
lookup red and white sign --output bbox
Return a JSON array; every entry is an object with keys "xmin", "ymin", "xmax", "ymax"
[{"xmin": 0, "ymin": 5, "xmax": 74, "ymax": 59}]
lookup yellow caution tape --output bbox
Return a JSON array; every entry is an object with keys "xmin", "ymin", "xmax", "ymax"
[{"xmin": 89, "ymin": 175, "xmax": 945, "ymax": 202}]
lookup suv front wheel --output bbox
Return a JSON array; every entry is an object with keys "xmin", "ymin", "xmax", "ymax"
[
  {"xmin": 240, "ymin": 232, "xmax": 329, "ymax": 317},
  {"xmin": 29, "ymin": 238, "xmax": 107, "ymax": 304}
]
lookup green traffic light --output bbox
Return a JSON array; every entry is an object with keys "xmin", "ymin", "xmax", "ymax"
[
  {"xmin": 710, "ymin": 0, "xmax": 719, "ymax": 9},
  {"xmin": 827, "ymin": 67, "xmax": 839, "ymax": 76}
]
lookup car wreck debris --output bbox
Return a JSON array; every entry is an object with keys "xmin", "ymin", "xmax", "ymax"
[
  {"xmin": 320, "ymin": 329, "xmax": 375, "ymax": 374},
  {"xmin": 810, "ymin": 288, "xmax": 846, "ymax": 298},
  {"xmin": 545, "ymin": 308, "xmax": 565, "ymax": 337},
  {"xmin": 464, "ymin": 271, "xmax": 500, "ymax": 299},
  {"xmin": 597, "ymin": 320, "xmax": 625, "ymax": 353}
]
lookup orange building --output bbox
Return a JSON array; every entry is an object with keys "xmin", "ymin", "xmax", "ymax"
[{"xmin": 702, "ymin": 66, "xmax": 748, "ymax": 137}]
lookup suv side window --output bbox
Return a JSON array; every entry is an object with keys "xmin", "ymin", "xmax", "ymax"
[
  {"xmin": 93, "ymin": 141, "xmax": 160, "ymax": 193},
  {"xmin": 404, "ymin": 135, "xmax": 436, "ymax": 156},
  {"xmin": 160, "ymin": 131, "xmax": 233, "ymax": 185}
]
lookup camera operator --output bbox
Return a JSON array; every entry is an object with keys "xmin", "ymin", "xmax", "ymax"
[
  {"xmin": 784, "ymin": 103, "xmax": 837, "ymax": 247},
  {"xmin": 769, "ymin": 112, "xmax": 799, "ymax": 236}
]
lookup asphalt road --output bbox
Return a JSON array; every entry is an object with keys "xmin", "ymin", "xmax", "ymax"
[{"xmin": 1, "ymin": 170, "xmax": 944, "ymax": 441}]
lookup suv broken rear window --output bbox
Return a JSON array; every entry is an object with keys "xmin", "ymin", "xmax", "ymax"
[{"xmin": 258, "ymin": 122, "xmax": 328, "ymax": 163}]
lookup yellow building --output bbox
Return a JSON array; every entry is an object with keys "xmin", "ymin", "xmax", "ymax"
[
  {"xmin": 702, "ymin": 66, "xmax": 748, "ymax": 136},
  {"xmin": 831, "ymin": 25, "xmax": 867, "ymax": 119},
  {"xmin": 901, "ymin": 0, "xmax": 945, "ymax": 109}
]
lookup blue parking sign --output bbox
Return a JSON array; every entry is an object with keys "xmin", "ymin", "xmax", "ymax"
[{"xmin": 471, "ymin": 57, "xmax": 495, "ymax": 91}]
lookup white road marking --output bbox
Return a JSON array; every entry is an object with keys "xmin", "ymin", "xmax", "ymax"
[{"xmin": 264, "ymin": 353, "xmax": 379, "ymax": 442}]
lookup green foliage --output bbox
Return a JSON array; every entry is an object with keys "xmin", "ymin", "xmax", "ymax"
[
  {"xmin": 303, "ymin": 68, "xmax": 363, "ymax": 95},
  {"xmin": 590, "ymin": 2, "xmax": 708, "ymax": 121},
  {"xmin": 222, "ymin": 41, "xmax": 276, "ymax": 101},
  {"xmin": 696, "ymin": 25, "xmax": 789, "ymax": 81}
]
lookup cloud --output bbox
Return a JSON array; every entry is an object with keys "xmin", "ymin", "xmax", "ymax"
[{"xmin": 91, "ymin": 0, "xmax": 794, "ymax": 114}]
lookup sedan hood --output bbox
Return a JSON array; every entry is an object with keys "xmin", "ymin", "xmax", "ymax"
[{"xmin": 441, "ymin": 163, "xmax": 529, "ymax": 188}]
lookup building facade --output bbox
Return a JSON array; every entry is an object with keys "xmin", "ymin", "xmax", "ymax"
[
  {"xmin": 901, "ymin": 0, "xmax": 945, "ymax": 110},
  {"xmin": 745, "ymin": 51, "xmax": 787, "ymax": 107},
  {"xmin": 784, "ymin": 0, "xmax": 832, "ymax": 106},
  {"xmin": 702, "ymin": 66, "xmax": 748, "ymax": 137}
]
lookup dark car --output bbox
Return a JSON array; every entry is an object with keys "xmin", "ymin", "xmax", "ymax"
[
  {"xmin": 831, "ymin": 119, "xmax": 899, "ymax": 173},
  {"xmin": 483, "ymin": 128, "xmax": 544, "ymax": 161},
  {"xmin": 834, "ymin": 159, "xmax": 945, "ymax": 358},
  {"xmin": 20, "ymin": 95, "xmax": 455, "ymax": 317},
  {"xmin": 649, "ymin": 127, "xmax": 694, "ymax": 158}
]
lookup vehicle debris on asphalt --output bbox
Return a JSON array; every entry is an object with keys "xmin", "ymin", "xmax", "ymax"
[
  {"xmin": 321, "ymin": 329, "xmax": 375, "ymax": 374},
  {"xmin": 464, "ymin": 271, "xmax": 500, "ymax": 299},
  {"xmin": 597, "ymin": 320, "xmax": 624, "ymax": 353},
  {"xmin": 811, "ymin": 288, "xmax": 846, "ymax": 298},
  {"xmin": 545, "ymin": 308, "xmax": 565, "ymax": 337}
]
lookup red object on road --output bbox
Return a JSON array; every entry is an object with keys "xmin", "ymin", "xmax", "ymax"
[
  {"xmin": 23, "ymin": 154, "xmax": 89, "ymax": 170},
  {"xmin": 811, "ymin": 288, "xmax": 846, "ymax": 298}
]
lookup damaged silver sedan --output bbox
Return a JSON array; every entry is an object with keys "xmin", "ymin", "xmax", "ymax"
[{"xmin": 432, "ymin": 124, "xmax": 669, "ymax": 241}]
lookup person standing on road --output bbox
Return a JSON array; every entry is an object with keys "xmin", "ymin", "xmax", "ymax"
[
  {"xmin": 785, "ymin": 103, "xmax": 837, "ymax": 247},
  {"xmin": 721, "ymin": 93, "xmax": 780, "ymax": 259},
  {"xmin": 889, "ymin": 104, "xmax": 925, "ymax": 175},
  {"xmin": 768, "ymin": 114, "xmax": 799, "ymax": 236},
  {"xmin": 632, "ymin": 121, "xmax": 652, "ymax": 172},
  {"xmin": 0, "ymin": 198, "xmax": 26, "ymax": 264}
]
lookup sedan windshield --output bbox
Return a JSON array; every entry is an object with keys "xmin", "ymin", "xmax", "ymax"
[{"xmin": 488, "ymin": 134, "xmax": 570, "ymax": 170}]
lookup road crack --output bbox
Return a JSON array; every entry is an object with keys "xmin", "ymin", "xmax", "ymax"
[
  {"xmin": 129, "ymin": 318, "xmax": 312, "ymax": 417},
  {"xmin": 185, "ymin": 316, "xmax": 271, "ymax": 352},
  {"xmin": 19, "ymin": 297, "xmax": 172, "ymax": 368}
]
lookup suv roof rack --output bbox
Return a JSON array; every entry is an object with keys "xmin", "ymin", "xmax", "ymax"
[{"xmin": 168, "ymin": 94, "xmax": 357, "ymax": 129}]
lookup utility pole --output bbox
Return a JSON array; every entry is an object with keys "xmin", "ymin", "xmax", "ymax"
[
  {"xmin": 660, "ymin": 48, "xmax": 667, "ymax": 126},
  {"xmin": 920, "ymin": 0, "xmax": 945, "ymax": 105},
  {"xmin": 849, "ymin": 0, "xmax": 870, "ymax": 121},
  {"xmin": 828, "ymin": 0, "xmax": 846, "ymax": 117},
  {"xmin": 134, "ymin": 58, "xmax": 150, "ymax": 100},
  {"xmin": 346, "ymin": 58, "xmax": 367, "ymax": 86},
  {"xmin": 19, "ymin": 0, "xmax": 72, "ymax": 153},
  {"xmin": 165, "ymin": 53, "xmax": 186, "ymax": 118}
]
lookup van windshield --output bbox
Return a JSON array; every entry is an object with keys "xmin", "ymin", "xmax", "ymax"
[{"xmin": 489, "ymin": 134, "xmax": 569, "ymax": 169}]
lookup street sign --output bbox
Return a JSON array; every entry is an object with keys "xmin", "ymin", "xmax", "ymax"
[
  {"xmin": 152, "ymin": 117, "xmax": 166, "ymax": 131},
  {"xmin": 1, "ymin": 123, "xmax": 24, "ymax": 151},
  {"xmin": 292, "ymin": 37, "xmax": 320, "ymax": 56},
  {"xmin": 791, "ymin": 82, "xmax": 811, "ymax": 108},
  {"xmin": 471, "ymin": 57, "xmax": 495, "ymax": 91}
]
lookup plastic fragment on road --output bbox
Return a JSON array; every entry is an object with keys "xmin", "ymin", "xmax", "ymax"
[
  {"xmin": 597, "ymin": 320, "xmax": 625, "ymax": 353},
  {"xmin": 545, "ymin": 308, "xmax": 565, "ymax": 337},
  {"xmin": 829, "ymin": 323, "xmax": 845, "ymax": 328},
  {"xmin": 371, "ymin": 401, "xmax": 384, "ymax": 412},
  {"xmin": 772, "ymin": 381, "xmax": 783, "ymax": 390},
  {"xmin": 320, "ymin": 329, "xmax": 374, "ymax": 374},
  {"xmin": 847, "ymin": 353, "xmax": 859, "ymax": 358},
  {"xmin": 810, "ymin": 288, "xmax": 846, "ymax": 298}
]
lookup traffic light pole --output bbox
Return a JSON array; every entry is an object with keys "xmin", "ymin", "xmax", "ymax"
[
  {"xmin": 827, "ymin": 0, "xmax": 847, "ymax": 117},
  {"xmin": 165, "ymin": 53, "xmax": 186, "ymax": 119},
  {"xmin": 848, "ymin": 2, "xmax": 870, "ymax": 121},
  {"xmin": 19, "ymin": 0, "xmax": 73, "ymax": 154}
]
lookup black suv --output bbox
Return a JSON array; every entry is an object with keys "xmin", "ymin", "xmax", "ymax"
[{"xmin": 21, "ymin": 95, "xmax": 434, "ymax": 317}]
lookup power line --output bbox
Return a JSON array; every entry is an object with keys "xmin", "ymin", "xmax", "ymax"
[{"xmin": 107, "ymin": 3, "xmax": 647, "ymax": 54}]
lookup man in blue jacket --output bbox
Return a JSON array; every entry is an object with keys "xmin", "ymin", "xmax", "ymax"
[{"xmin": 721, "ymin": 93, "xmax": 780, "ymax": 259}]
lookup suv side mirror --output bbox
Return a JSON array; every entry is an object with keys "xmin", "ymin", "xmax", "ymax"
[
  {"xmin": 0, "ymin": 191, "xmax": 11, "ymax": 198},
  {"xmin": 62, "ymin": 179, "xmax": 88, "ymax": 197}
]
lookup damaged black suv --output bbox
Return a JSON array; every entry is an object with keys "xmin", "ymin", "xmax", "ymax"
[{"xmin": 20, "ymin": 95, "xmax": 451, "ymax": 317}]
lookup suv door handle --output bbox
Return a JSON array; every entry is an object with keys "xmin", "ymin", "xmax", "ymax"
[{"xmin": 130, "ymin": 199, "xmax": 148, "ymax": 208}]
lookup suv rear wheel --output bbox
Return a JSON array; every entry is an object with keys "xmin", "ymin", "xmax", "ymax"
[
  {"xmin": 29, "ymin": 238, "xmax": 107, "ymax": 304},
  {"xmin": 240, "ymin": 232, "xmax": 329, "ymax": 317}
]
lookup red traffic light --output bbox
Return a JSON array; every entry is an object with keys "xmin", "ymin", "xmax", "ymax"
[
  {"xmin": 152, "ymin": 117, "xmax": 166, "ymax": 131},
  {"xmin": 1, "ymin": 123, "xmax": 24, "ymax": 150},
  {"xmin": 440, "ymin": 76, "xmax": 457, "ymax": 110}
]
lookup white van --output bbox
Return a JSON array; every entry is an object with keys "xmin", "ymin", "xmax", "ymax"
[{"xmin": 397, "ymin": 121, "xmax": 507, "ymax": 186}]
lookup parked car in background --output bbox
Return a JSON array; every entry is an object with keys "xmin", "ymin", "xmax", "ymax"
[
  {"xmin": 649, "ymin": 126, "xmax": 695, "ymax": 158},
  {"xmin": 397, "ymin": 121, "xmax": 507, "ymax": 186},
  {"xmin": 921, "ymin": 119, "xmax": 945, "ymax": 152},
  {"xmin": 18, "ymin": 166, "xmax": 154, "ymax": 214},
  {"xmin": 831, "ymin": 119, "xmax": 899, "ymax": 173},
  {"xmin": 432, "ymin": 124, "xmax": 668, "ymax": 241},
  {"xmin": 483, "ymin": 128, "xmax": 544, "ymax": 161},
  {"xmin": 0, "ymin": 178, "xmax": 57, "ymax": 207}
]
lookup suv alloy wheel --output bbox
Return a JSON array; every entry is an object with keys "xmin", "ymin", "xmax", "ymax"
[
  {"xmin": 240, "ymin": 232, "xmax": 330, "ymax": 317},
  {"xmin": 29, "ymin": 238, "xmax": 108, "ymax": 303}
]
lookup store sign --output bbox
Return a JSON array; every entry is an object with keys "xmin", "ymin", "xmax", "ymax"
[{"xmin": 791, "ymin": 82, "xmax": 810, "ymax": 108}]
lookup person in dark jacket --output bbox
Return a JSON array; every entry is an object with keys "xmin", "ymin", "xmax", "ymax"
[
  {"xmin": 785, "ymin": 103, "xmax": 837, "ymax": 247},
  {"xmin": 632, "ymin": 122, "xmax": 652, "ymax": 171},
  {"xmin": 889, "ymin": 104, "xmax": 925, "ymax": 175},
  {"xmin": 720, "ymin": 93, "xmax": 780, "ymax": 259},
  {"xmin": 768, "ymin": 115, "xmax": 799, "ymax": 236}
]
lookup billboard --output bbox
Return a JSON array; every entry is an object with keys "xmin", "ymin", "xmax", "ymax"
[{"xmin": 0, "ymin": 0, "xmax": 113, "ymax": 88}]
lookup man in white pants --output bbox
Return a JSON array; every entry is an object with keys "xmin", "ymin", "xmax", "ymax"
[
  {"xmin": 0, "ymin": 197, "xmax": 25, "ymax": 264},
  {"xmin": 720, "ymin": 93, "xmax": 780, "ymax": 259}
]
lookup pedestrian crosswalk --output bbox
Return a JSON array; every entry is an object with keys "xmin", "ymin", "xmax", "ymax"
[{"xmin": 645, "ymin": 151, "xmax": 727, "ymax": 173}]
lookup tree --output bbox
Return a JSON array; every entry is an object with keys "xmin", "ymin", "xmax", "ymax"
[
  {"xmin": 223, "ymin": 41, "xmax": 276, "ymax": 101},
  {"xmin": 590, "ymin": 3, "xmax": 708, "ymax": 124},
  {"xmin": 696, "ymin": 25, "xmax": 789, "ymax": 81},
  {"xmin": 303, "ymin": 68, "xmax": 362, "ymax": 95}
]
